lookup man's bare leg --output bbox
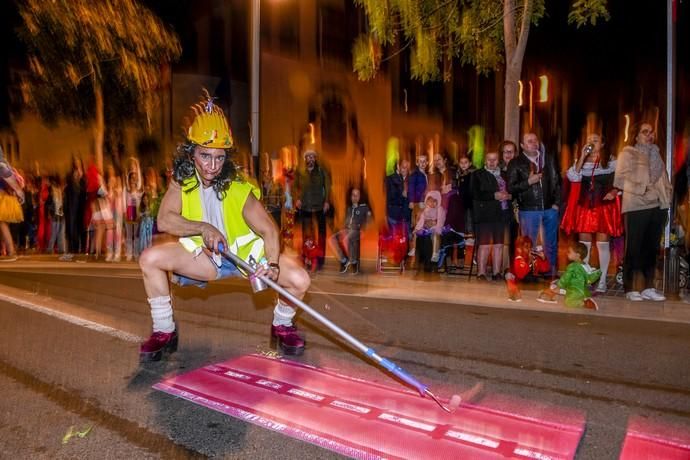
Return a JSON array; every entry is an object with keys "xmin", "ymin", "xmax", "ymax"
[
  {"xmin": 138, "ymin": 242, "xmax": 217, "ymax": 361},
  {"xmin": 271, "ymin": 255, "xmax": 311, "ymax": 355}
]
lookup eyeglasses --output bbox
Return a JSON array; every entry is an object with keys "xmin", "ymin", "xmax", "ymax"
[{"xmin": 640, "ymin": 129, "xmax": 654, "ymax": 135}]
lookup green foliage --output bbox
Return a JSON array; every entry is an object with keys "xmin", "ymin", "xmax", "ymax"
[
  {"xmin": 352, "ymin": 35, "xmax": 381, "ymax": 81},
  {"xmin": 352, "ymin": 0, "xmax": 606, "ymax": 82},
  {"xmin": 568, "ymin": 0, "xmax": 610, "ymax": 28},
  {"xmin": 18, "ymin": 0, "xmax": 181, "ymax": 126}
]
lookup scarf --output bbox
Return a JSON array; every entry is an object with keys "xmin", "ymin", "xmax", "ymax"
[
  {"xmin": 635, "ymin": 143, "xmax": 664, "ymax": 184},
  {"xmin": 488, "ymin": 167, "xmax": 509, "ymax": 210}
]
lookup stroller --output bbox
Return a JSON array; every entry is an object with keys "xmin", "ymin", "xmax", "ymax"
[{"xmin": 377, "ymin": 224, "xmax": 408, "ymax": 274}]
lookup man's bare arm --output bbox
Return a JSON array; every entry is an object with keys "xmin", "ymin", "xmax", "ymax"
[{"xmin": 242, "ymin": 193, "xmax": 280, "ymax": 264}]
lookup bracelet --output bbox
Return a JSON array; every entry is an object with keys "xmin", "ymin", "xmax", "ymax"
[{"xmin": 268, "ymin": 262, "xmax": 280, "ymax": 271}]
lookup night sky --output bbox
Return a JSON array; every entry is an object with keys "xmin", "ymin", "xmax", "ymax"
[
  {"xmin": 1, "ymin": 0, "xmax": 688, "ymax": 143},
  {"xmin": 526, "ymin": 0, "xmax": 688, "ymax": 144}
]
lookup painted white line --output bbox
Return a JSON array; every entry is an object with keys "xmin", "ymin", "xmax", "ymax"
[
  {"xmin": 513, "ymin": 447, "xmax": 554, "ymax": 460},
  {"xmin": 445, "ymin": 430, "xmax": 500, "ymax": 448},
  {"xmin": 0, "ymin": 290, "xmax": 143, "ymax": 343},
  {"xmin": 256, "ymin": 379, "xmax": 283, "ymax": 389},
  {"xmin": 330, "ymin": 400, "xmax": 371, "ymax": 414},
  {"xmin": 378, "ymin": 413, "xmax": 436, "ymax": 431},
  {"xmin": 223, "ymin": 370, "xmax": 252, "ymax": 380},
  {"xmin": 287, "ymin": 388, "xmax": 326, "ymax": 401}
]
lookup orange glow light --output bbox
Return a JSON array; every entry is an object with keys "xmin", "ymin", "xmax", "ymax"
[
  {"xmin": 538, "ymin": 75, "xmax": 548, "ymax": 103},
  {"xmin": 308, "ymin": 123, "xmax": 315, "ymax": 145},
  {"xmin": 624, "ymin": 114, "xmax": 630, "ymax": 142},
  {"xmin": 518, "ymin": 80, "xmax": 523, "ymax": 107}
]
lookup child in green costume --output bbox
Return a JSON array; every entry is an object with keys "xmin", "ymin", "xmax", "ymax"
[{"xmin": 538, "ymin": 242, "xmax": 601, "ymax": 310}]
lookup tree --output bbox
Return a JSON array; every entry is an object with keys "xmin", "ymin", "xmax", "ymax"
[
  {"xmin": 352, "ymin": 0, "xmax": 610, "ymax": 144},
  {"xmin": 18, "ymin": 0, "xmax": 181, "ymax": 170}
]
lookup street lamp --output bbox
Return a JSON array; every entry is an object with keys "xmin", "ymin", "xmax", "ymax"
[{"xmin": 250, "ymin": 0, "xmax": 260, "ymax": 177}]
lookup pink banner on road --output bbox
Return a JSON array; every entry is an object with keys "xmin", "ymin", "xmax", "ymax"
[
  {"xmin": 619, "ymin": 416, "xmax": 690, "ymax": 460},
  {"xmin": 154, "ymin": 354, "xmax": 585, "ymax": 459}
]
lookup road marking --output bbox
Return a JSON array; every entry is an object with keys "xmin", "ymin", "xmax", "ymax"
[{"xmin": 0, "ymin": 289, "xmax": 143, "ymax": 343}]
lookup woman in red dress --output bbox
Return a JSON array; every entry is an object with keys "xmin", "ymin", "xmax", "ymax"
[{"xmin": 561, "ymin": 133, "xmax": 622, "ymax": 293}]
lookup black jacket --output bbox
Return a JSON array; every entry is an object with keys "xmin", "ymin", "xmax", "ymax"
[
  {"xmin": 385, "ymin": 172, "xmax": 409, "ymax": 222},
  {"xmin": 472, "ymin": 168, "xmax": 508, "ymax": 223},
  {"xmin": 295, "ymin": 164, "xmax": 330, "ymax": 211},
  {"xmin": 507, "ymin": 152, "xmax": 561, "ymax": 211}
]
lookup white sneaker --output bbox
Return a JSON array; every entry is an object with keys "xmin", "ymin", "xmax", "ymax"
[
  {"xmin": 641, "ymin": 288, "xmax": 666, "ymax": 301},
  {"xmin": 407, "ymin": 249, "xmax": 415, "ymax": 257},
  {"xmin": 625, "ymin": 291, "xmax": 644, "ymax": 301},
  {"xmin": 595, "ymin": 280, "xmax": 607, "ymax": 293}
]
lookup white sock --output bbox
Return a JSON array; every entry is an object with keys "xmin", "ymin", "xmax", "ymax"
[
  {"xmin": 272, "ymin": 299, "xmax": 296, "ymax": 327},
  {"xmin": 580, "ymin": 241, "xmax": 592, "ymax": 264},
  {"xmin": 596, "ymin": 241, "xmax": 611, "ymax": 286},
  {"xmin": 148, "ymin": 295, "xmax": 175, "ymax": 333}
]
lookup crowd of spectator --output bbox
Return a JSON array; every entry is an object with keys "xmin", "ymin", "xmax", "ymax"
[
  {"xmin": 0, "ymin": 120, "xmax": 677, "ymax": 307},
  {"xmin": 1, "ymin": 153, "xmax": 166, "ymax": 263},
  {"xmin": 257, "ymin": 122, "xmax": 674, "ymax": 307}
]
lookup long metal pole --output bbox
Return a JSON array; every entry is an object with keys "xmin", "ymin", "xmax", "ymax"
[
  {"xmin": 217, "ymin": 246, "xmax": 430, "ymax": 397},
  {"xmin": 665, "ymin": 0, "xmax": 676, "ymax": 246},
  {"xmin": 250, "ymin": 0, "xmax": 260, "ymax": 169},
  {"xmin": 663, "ymin": 0, "xmax": 677, "ymax": 295}
]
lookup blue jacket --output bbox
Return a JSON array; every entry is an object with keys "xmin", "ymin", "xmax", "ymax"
[{"xmin": 408, "ymin": 169, "xmax": 428, "ymax": 204}]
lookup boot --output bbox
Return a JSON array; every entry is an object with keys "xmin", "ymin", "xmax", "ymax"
[
  {"xmin": 140, "ymin": 329, "xmax": 178, "ymax": 362},
  {"xmin": 271, "ymin": 325, "xmax": 306, "ymax": 356}
]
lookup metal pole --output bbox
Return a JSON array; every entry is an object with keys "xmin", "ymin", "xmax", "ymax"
[
  {"xmin": 217, "ymin": 245, "xmax": 430, "ymax": 397},
  {"xmin": 665, "ymin": 0, "xmax": 676, "ymax": 245},
  {"xmin": 663, "ymin": 0, "xmax": 677, "ymax": 295},
  {"xmin": 250, "ymin": 0, "xmax": 260, "ymax": 170}
]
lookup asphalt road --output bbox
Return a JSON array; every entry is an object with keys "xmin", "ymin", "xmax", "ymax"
[{"xmin": 0, "ymin": 264, "xmax": 689, "ymax": 459}]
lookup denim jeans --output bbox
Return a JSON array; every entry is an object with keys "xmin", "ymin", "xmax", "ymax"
[
  {"xmin": 125, "ymin": 221, "xmax": 140, "ymax": 259},
  {"xmin": 48, "ymin": 217, "xmax": 66, "ymax": 253},
  {"xmin": 518, "ymin": 207, "xmax": 559, "ymax": 276},
  {"xmin": 330, "ymin": 228, "xmax": 361, "ymax": 264}
]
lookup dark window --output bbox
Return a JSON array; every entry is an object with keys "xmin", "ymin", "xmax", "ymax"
[
  {"xmin": 317, "ymin": 2, "xmax": 349, "ymax": 63},
  {"xmin": 261, "ymin": 0, "xmax": 299, "ymax": 55}
]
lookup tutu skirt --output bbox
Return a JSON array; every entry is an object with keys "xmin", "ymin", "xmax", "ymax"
[
  {"xmin": 561, "ymin": 182, "xmax": 622, "ymax": 236},
  {"xmin": 0, "ymin": 191, "xmax": 23, "ymax": 223}
]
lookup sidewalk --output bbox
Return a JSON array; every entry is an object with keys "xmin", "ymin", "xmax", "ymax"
[
  {"xmin": 4, "ymin": 253, "xmax": 690, "ymax": 325},
  {"xmin": 308, "ymin": 257, "xmax": 690, "ymax": 325}
]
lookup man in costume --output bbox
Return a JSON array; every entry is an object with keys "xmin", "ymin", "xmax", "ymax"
[{"xmin": 138, "ymin": 96, "xmax": 310, "ymax": 361}]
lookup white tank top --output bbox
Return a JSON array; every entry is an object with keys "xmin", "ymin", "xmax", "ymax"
[{"xmin": 200, "ymin": 185, "xmax": 228, "ymax": 241}]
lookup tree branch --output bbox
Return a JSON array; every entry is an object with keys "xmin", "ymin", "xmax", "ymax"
[
  {"xmin": 504, "ymin": 0, "xmax": 517, "ymax": 62},
  {"xmin": 380, "ymin": 37, "xmax": 414, "ymax": 63},
  {"xmin": 512, "ymin": 0, "xmax": 533, "ymax": 68}
]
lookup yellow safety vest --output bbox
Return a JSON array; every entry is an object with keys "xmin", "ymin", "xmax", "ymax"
[{"xmin": 178, "ymin": 177, "xmax": 265, "ymax": 265}]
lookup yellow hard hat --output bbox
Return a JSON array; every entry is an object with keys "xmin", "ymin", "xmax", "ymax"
[{"xmin": 186, "ymin": 96, "xmax": 234, "ymax": 149}]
